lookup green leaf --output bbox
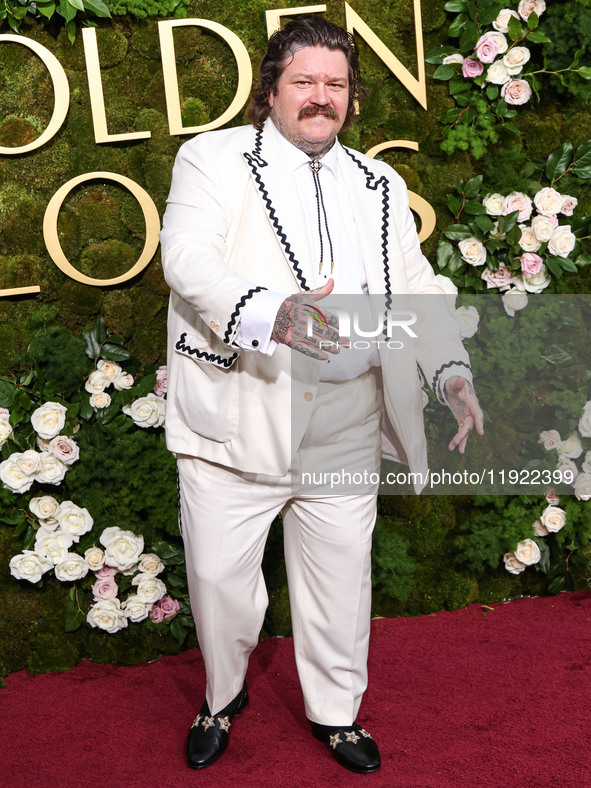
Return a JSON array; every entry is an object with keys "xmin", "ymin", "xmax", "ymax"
[
  {"xmin": 573, "ymin": 165, "xmax": 591, "ymax": 179},
  {"xmin": 58, "ymin": 0, "xmax": 77, "ymax": 21},
  {"xmin": 507, "ymin": 15, "xmax": 523, "ymax": 41},
  {"xmin": 448, "ymin": 12, "xmax": 469, "ymax": 38},
  {"xmin": 448, "ymin": 248, "xmax": 464, "ymax": 274},
  {"xmin": 560, "ymin": 258, "xmax": 578, "ymax": 273},
  {"xmin": 463, "ymin": 175, "xmax": 483, "ymax": 199},
  {"xmin": 447, "ymin": 194, "xmax": 464, "ymax": 215},
  {"xmin": 545, "ymin": 142, "xmax": 573, "ymax": 181},
  {"xmin": 545, "ymin": 257, "xmax": 563, "ymax": 279},
  {"xmin": 497, "ymin": 210, "xmax": 519, "ymax": 234},
  {"xmin": 83, "ymin": 0, "xmax": 110, "ymax": 16},
  {"xmin": 486, "ymin": 84, "xmax": 499, "ymax": 100},
  {"xmin": 547, "ymin": 576, "xmax": 565, "ymax": 594},
  {"xmin": 444, "ymin": 224, "xmax": 473, "ymax": 240},
  {"xmin": 425, "ymin": 46, "xmax": 459, "ymax": 65},
  {"xmin": 64, "ymin": 595, "xmax": 84, "ymax": 632},
  {"xmin": 463, "ymin": 200, "xmax": 487, "ymax": 215},
  {"xmin": 478, "ymin": 6, "xmax": 500, "ymax": 26},
  {"xmin": 449, "ymin": 79, "xmax": 472, "ymax": 95},
  {"xmin": 459, "ymin": 25, "xmax": 479, "ymax": 53},
  {"xmin": 527, "ymin": 31, "xmax": 551, "ymax": 44},
  {"xmin": 474, "ymin": 214, "xmax": 494, "ymax": 233},
  {"xmin": 576, "ymin": 253, "xmax": 591, "ymax": 267},
  {"xmin": 170, "ymin": 616, "xmax": 188, "ymax": 645},
  {"xmin": 527, "ymin": 10, "xmax": 538, "ymax": 29},
  {"xmin": 444, "ymin": 0, "xmax": 467, "ymax": 10},
  {"xmin": 100, "ymin": 343, "xmax": 131, "ymax": 362},
  {"xmin": 506, "ymin": 224, "xmax": 522, "ymax": 246},
  {"xmin": 578, "ymin": 66, "xmax": 591, "ymax": 80},
  {"xmin": 36, "ymin": 2, "xmax": 56, "ymax": 18},
  {"xmin": 437, "ymin": 240, "xmax": 454, "ymax": 269},
  {"xmin": 433, "ymin": 64, "xmax": 458, "ymax": 81},
  {"xmin": 67, "ymin": 0, "xmax": 84, "ymax": 10},
  {"xmin": 442, "ymin": 108, "xmax": 462, "ymax": 124},
  {"xmin": 503, "ymin": 123, "xmax": 521, "ymax": 135},
  {"xmin": 0, "ymin": 380, "xmax": 17, "ymax": 408},
  {"xmin": 495, "ymin": 98, "xmax": 508, "ymax": 119},
  {"xmin": 573, "ymin": 140, "xmax": 591, "ymax": 169},
  {"xmin": 65, "ymin": 18, "xmax": 77, "ymax": 44}
]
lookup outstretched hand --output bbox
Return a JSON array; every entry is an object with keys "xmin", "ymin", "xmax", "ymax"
[
  {"xmin": 445, "ymin": 376, "xmax": 484, "ymax": 454},
  {"xmin": 271, "ymin": 279, "xmax": 348, "ymax": 359}
]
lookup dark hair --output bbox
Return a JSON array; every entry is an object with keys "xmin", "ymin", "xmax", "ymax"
[{"xmin": 248, "ymin": 15, "xmax": 364, "ymax": 129}]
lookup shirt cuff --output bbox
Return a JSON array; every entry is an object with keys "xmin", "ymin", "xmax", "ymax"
[{"xmin": 234, "ymin": 289, "xmax": 288, "ymax": 355}]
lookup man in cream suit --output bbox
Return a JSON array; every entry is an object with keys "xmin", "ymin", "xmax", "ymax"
[{"xmin": 160, "ymin": 15, "xmax": 483, "ymax": 774}]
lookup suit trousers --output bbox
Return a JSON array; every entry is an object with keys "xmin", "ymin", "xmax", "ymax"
[{"xmin": 176, "ymin": 371, "xmax": 382, "ymax": 726}]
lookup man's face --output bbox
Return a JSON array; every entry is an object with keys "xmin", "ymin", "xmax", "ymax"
[{"xmin": 268, "ymin": 45, "xmax": 350, "ymax": 156}]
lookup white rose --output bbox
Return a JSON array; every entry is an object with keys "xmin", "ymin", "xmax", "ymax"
[
  {"xmin": 85, "ymin": 546, "xmax": 106, "ymax": 571},
  {"xmin": 90, "ymin": 392, "xmax": 112, "ymax": 410},
  {"xmin": 9, "ymin": 550, "xmax": 53, "ymax": 583},
  {"xmin": 57, "ymin": 501, "xmax": 94, "ymax": 540},
  {"xmin": 531, "ymin": 214, "xmax": 556, "ymax": 242},
  {"xmin": 100, "ymin": 526, "xmax": 145, "ymax": 571},
  {"xmin": 454, "ymin": 305, "xmax": 480, "ymax": 339},
  {"xmin": 538, "ymin": 429, "xmax": 561, "ymax": 451},
  {"xmin": 458, "ymin": 236, "xmax": 487, "ymax": 266},
  {"xmin": 534, "ymin": 187, "xmax": 563, "ymax": 216},
  {"xmin": 503, "ymin": 46, "xmax": 530, "ymax": 75},
  {"xmin": 561, "ymin": 196, "xmax": 578, "ymax": 217},
  {"xmin": 501, "ymin": 79, "xmax": 532, "ymax": 105},
  {"xmin": 503, "ymin": 552, "xmax": 526, "ymax": 574},
  {"xmin": 433, "ymin": 274, "xmax": 458, "ymax": 296},
  {"xmin": 578, "ymin": 401, "xmax": 591, "ymax": 438},
  {"xmin": 493, "ymin": 8, "xmax": 520, "ymax": 32},
  {"xmin": 113, "ymin": 372, "xmax": 134, "ymax": 391},
  {"xmin": 582, "ymin": 451, "xmax": 591, "ymax": 475},
  {"xmin": 54, "ymin": 553, "xmax": 90, "ymax": 582},
  {"xmin": 533, "ymin": 519, "xmax": 549, "ymax": 537},
  {"xmin": 0, "ymin": 414, "xmax": 13, "ymax": 447},
  {"xmin": 558, "ymin": 431, "xmax": 583, "ymax": 459},
  {"xmin": 540, "ymin": 505, "xmax": 567, "ymax": 532},
  {"xmin": 0, "ymin": 456, "xmax": 34, "ymax": 494},
  {"xmin": 514, "ymin": 539, "xmax": 541, "ymax": 565},
  {"xmin": 48, "ymin": 435, "xmax": 79, "ymax": 465},
  {"xmin": 547, "ymin": 226, "xmax": 576, "ymax": 259},
  {"xmin": 131, "ymin": 573, "xmax": 167, "ymax": 604},
  {"xmin": 442, "ymin": 53, "xmax": 464, "ymax": 65},
  {"xmin": 484, "ymin": 31, "xmax": 508, "ymax": 54},
  {"xmin": 16, "ymin": 450, "xmax": 41, "ymax": 475},
  {"xmin": 503, "ymin": 192, "xmax": 533, "ymax": 222},
  {"xmin": 573, "ymin": 473, "xmax": 591, "ymax": 501},
  {"xmin": 518, "ymin": 0, "xmax": 546, "ymax": 21},
  {"xmin": 502, "ymin": 286, "xmax": 528, "ymax": 316},
  {"xmin": 37, "ymin": 436, "xmax": 51, "ymax": 452},
  {"xmin": 31, "ymin": 401, "xmax": 67, "ymax": 440},
  {"xmin": 122, "ymin": 393, "xmax": 166, "ymax": 429},
  {"xmin": 85, "ymin": 370, "xmax": 109, "ymax": 394},
  {"xmin": 87, "ymin": 598, "xmax": 128, "ymax": 634},
  {"xmin": 482, "ymin": 193, "xmax": 505, "ymax": 215},
  {"xmin": 522, "ymin": 265, "xmax": 551, "ymax": 293},
  {"xmin": 97, "ymin": 359, "xmax": 122, "ymax": 381},
  {"xmin": 122, "ymin": 594, "xmax": 152, "ymax": 622},
  {"xmin": 29, "ymin": 495, "xmax": 60, "ymax": 520},
  {"xmin": 34, "ymin": 527, "xmax": 74, "ymax": 565},
  {"xmin": 518, "ymin": 225, "xmax": 542, "ymax": 252},
  {"xmin": 138, "ymin": 553, "xmax": 165, "ymax": 576},
  {"xmin": 486, "ymin": 60, "xmax": 511, "ymax": 85},
  {"xmin": 556, "ymin": 455, "xmax": 578, "ymax": 484},
  {"xmin": 34, "ymin": 452, "xmax": 68, "ymax": 486}
]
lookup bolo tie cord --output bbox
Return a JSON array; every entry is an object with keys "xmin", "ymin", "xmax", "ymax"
[{"xmin": 309, "ymin": 159, "xmax": 334, "ymax": 275}]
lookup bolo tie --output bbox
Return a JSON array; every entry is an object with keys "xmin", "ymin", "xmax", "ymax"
[{"xmin": 308, "ymin": 158, "xmax": 334, "ymax": 275}]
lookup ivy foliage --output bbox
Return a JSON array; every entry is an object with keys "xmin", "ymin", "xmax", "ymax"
[{"xmin": 0, "ymin": 0, "xmax": 111, "ymax": 43}]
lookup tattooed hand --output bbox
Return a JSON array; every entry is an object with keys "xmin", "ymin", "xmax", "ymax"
[
  {"xmin": 444, "ymin": 376, "xmax": 484, "ymax": 454},
  {"xmin": 271, "ymin": 279, "xmax": 347, "ymax": 360}
]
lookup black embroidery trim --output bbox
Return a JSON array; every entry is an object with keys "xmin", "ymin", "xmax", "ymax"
[
  {"xmin": 224, "ymin": 286, "xmax": 268, "ymax": 345},
  {"xmin": 432, "ymin": 360, "xmax": 472, "ymax": 398},
  {"xmin": 176, "ymin": 468, "xmax": 183, "ymax": 537},
  {"xmin": 244, "ymin": 129, "xmax": 309, "ymax": 292},
  {"xmin": 175, "ymin": 333, "xmax": 238, "ymax": 368}
]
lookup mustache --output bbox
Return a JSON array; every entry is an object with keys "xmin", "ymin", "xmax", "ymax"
[{"xmin": 298, "ymin": 106, "xmax": 339, "ymax": 120}]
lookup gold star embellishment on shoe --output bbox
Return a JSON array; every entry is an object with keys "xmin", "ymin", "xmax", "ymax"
[
  {"xmin": 329, "ymin": 733, "xmax": 342, "ymax": 749},
  {"xmin": 190, "ymin": 714, "xmax": 202, "ymax": 729},
  {"xmin": 345, "ymin": 731, "xmax": 360, "ymax": 744},
  {"xmin": 201, "ymin": 716, "xmax": 215, "ymax": 731},
  {"xmin": 217, "ymin": 716, "xmax": 231, "ymax": 732},
  {"xmin": 359, "ymin": 728, "xmax": 372, "ymax": 738}
]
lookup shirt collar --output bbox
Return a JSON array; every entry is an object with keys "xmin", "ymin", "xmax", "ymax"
[{"xmin": 266, "ymin": 117, "xmax": 339, "ymax": 176}]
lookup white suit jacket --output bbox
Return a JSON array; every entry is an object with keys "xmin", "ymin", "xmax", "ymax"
[{"xmin": 159, "ymin": 121, "xmax": 471, "ymax": 484}]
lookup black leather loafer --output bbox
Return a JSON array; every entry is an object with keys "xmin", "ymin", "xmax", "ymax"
[
  {"xmin": 186, "ymin": 681, "xmax": 249, "ymax": 769},
  {"xmin": 310, "ymin": 720, "xmax": 381, "ymax": 774}
]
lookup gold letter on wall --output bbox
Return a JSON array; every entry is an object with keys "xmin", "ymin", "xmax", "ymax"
[
  {"xmin": 345, "ymin": 1, "xmax": 427, "ymax": 110},
  {"xmin": 0, "ymin": 34, "xmax": 69, "ymax": 155},
  {"xmin": 365, "ymin": 140, "xmax": 436, "ymax": 243},
  {"xmin": 43, "ymin": 172, "xmax": 160, "ymax": 287},
  {"xmin": 82, "ymin": 28, "xmax": 151, "ymax": 144},
  {"xmin": 265, "ymin": 5, "xmax": 326, "ymax": 37},
  {"xmin": 159, "ymin": 20, "xmax": 252, "ymax": 136}
]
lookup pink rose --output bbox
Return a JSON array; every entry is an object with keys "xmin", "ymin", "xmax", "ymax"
[
  {"xmin": 518, "ymin": 0, "xmax": 546, "ymax": 21},
  {"xmin": 481, "ymin": 262, "xmax": 515, "ymax": 292},
  {"xmin": 561, "ymin": 196, "xmax": 578, "ymax": 216},
  {"xmin": 150, "ymin": 605, "xmax": 165, "ymax": 623},
  {"xmin": 92, "ymin": 577, "xmax": 119, "ymax": 601},
  {"xmin": 462, "ymin": 57, "xmax": 484, "ymax": 78},
  {"xmin": 545, "ymin": 488, "xmax": 560, "ymax": 506},
  {"xmin": 520, "ymin": 252, "xmax": 543, "ymax": 276},
  {"xmin": 159, "ymin": 595, "xmax": 180, "ymax": 619},
  {"xmin": 154, "ymin": 365, "xmax": 168, "ymax": 398},
  {"xmin": 48, "ymin": 435, "xmax": 80, "ymax": 466},
  {"xmin": 95, "ymin": 565, "xmax": 117, "ymax": 579},
  {"xmin": 503, "ymin": 192, "xmax": 533, "ymax": 222},
  {"xmin": 501, "ymin": 79, "xmax": 532, "ymax": 105},
  {"xmin": 474, "ymin": 36, "xmax": 501, "ymax": 64}
]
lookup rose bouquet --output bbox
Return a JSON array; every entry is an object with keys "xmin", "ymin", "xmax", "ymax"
[
  {"xmin": 436, "ymin": 140, "xmax": 591, "ymax": 296},
  {"xmin": 426, "ymin": 0, "xmax": 591, "ymax": 157}
]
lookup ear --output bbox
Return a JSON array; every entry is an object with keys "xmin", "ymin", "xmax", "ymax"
[{"xmin": 268, "ymin": 90, "xmax": 275, "ymax": 109}]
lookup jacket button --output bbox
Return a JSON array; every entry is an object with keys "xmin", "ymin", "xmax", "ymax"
[
  {"xmin": 304, "ymin": 391, "xmax": 313, "ymax": 401},
  {"xmin": 209, "ymin": 320, "xmax": 216, "ymax": 328},
  {"xmin": 252, "ymin": 339, "xmax": 259, "ymax": 347}
]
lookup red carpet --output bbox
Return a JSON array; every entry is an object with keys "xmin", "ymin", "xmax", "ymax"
[{"xmin": 2, "ymin": 591, "xmax": 590, "ymax": 788}]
